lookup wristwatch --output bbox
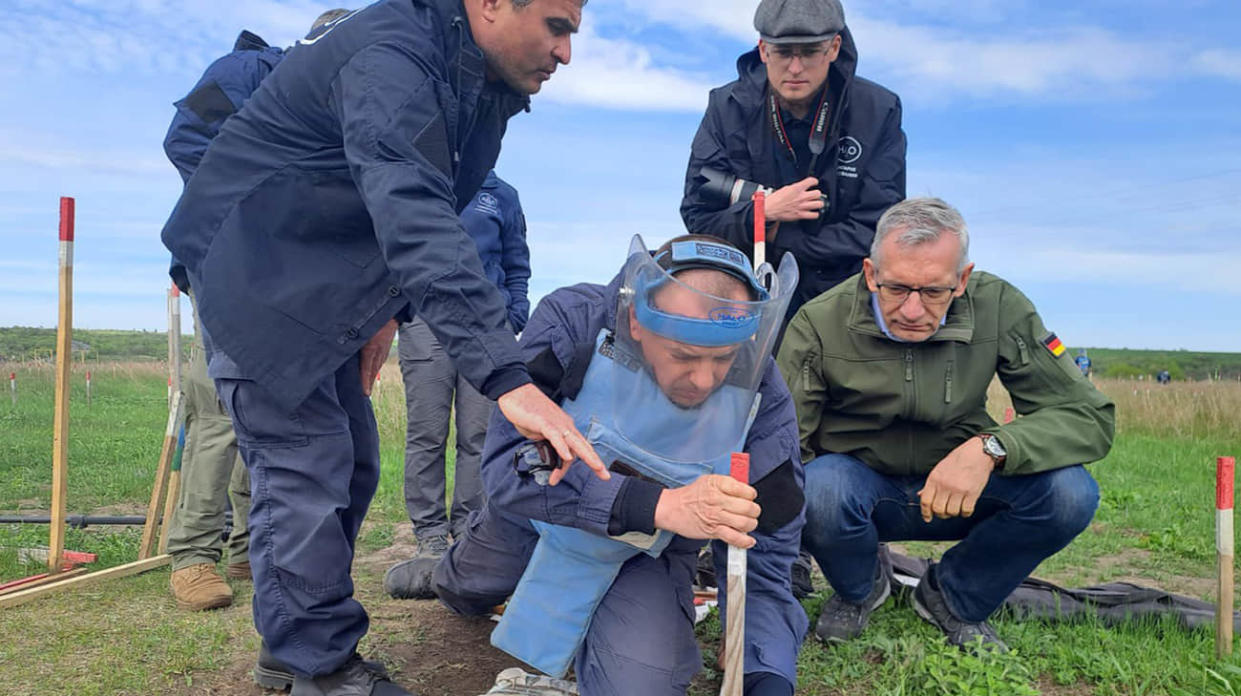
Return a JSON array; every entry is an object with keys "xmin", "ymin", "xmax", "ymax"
[{"xmin": 977, "ymin": 433, "xmax": 1007, "ymax": 468}]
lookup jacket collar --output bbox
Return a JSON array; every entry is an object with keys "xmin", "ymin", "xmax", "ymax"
[
  {"xmin": 233, "ymin": 30, "xmax": 270, "ymax": 52},
  {"xmin": 846, "ymin": 273, "xmax": 976, "ymax": 344}
]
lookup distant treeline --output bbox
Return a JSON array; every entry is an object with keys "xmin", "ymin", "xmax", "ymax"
[
  {"xmin": 1073, "ymin": 347, "xmax": 1241, "ymax": 381},
  {"xmin": 1, "ymin": 327, "xmax": 1236, "ymax": 380},
  {"xmin": 0, "ymin": 326, "xmax": 191, "ymax": 362}
]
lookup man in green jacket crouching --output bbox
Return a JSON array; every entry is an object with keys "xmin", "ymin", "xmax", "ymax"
[{"xmin": 776, "ymin": 197, "xmax": 1114, "ymax": 651}]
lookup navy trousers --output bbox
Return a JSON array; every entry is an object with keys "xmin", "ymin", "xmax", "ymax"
[
  {"xmin": 802, "ymin": 453, "xmax": 1099, "ymax": 623},
  {"xmin": 434, "ymin": 503, "xmax": 703, "ymax": 695},
  {"xmin": 216, "ymin": 356, "xmax": 379, "ymax": 677}
]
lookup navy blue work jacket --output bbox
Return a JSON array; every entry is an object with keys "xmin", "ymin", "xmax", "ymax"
[
  {"xmin": 163, "ymin": 30, "xmax": 284, "ymax": 293},
  {"xmin": 462, "ymin": 171, "xmax": 531, "ymax": 333},
  {"xmin": 681, "ymin": 28, "xmax": 907, "ymax": 313},
  {"xmin": 161, "ymin": 0, "xmax": 532, "ymax": 410}
]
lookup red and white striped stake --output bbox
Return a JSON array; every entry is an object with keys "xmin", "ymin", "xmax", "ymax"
[
  {"xmin": 49, "ymin": 196, "xmax": 75, "ymax": 572},
  {"xmin": 85, "ymin": 370, "xmax": 92, "ymax": 407},
  {"xmin": 8, "ymin": 372, "xmax": 14, "ymax": 408},
  {"xmin": 1218, "ymin": 456, "xmax": 1235, "ymax": 660},
  {"xmin": 720, "ymin": 452, "xmax": 750, "ymax": 696},
  {"xmin": 752, "ymin": 191, "xmax": 766, "ymax": 268}
]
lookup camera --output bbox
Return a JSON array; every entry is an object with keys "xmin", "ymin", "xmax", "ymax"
[{"xmin": 700, "ymin": 167, "xmax": 829, "ymax": 219}]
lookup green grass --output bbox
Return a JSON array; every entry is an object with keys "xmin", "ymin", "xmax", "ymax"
[{"xmin": 2, "ymin": 365, "xmax": 1240, "ymax": 694}]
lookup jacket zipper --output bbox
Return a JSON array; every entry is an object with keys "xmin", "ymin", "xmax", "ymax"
[
  {"xmin": 1014, "ymin": 335, "xmax": 1030, "ymax": 365},
  {"xmin": 904, "ymin": 350, "xmax": 914, "ymax": 382}
]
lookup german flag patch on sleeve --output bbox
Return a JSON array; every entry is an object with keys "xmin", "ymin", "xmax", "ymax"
[{"xmin": 1041, "ymin": 332, "xmax": 1066, "ymax": 357}]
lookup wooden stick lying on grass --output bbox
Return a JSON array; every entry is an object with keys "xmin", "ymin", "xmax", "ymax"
[{"xmin": 0, "ymin": 556, "xmax": 169, "ymax": 610}]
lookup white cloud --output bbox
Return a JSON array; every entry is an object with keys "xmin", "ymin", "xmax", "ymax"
[
  {"xmin": 1194, "ymin": 50, "xmax": 1241, "ymax": 81},
  {"xmin": 539, "ymin": 30, "xmax": 714, "ymax": 112}
]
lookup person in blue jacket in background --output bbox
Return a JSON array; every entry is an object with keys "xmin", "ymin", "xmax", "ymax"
[
  {"xmin": 160, "ymin": 2, "xmax": 605, "ymax": 694},
  {"xmin": 395, "ymin": 234, "xmax": 809, "ymax": 696},
  {"xmin": 386, "ymin": 170, "xmax": 531, "ymax": 571}
]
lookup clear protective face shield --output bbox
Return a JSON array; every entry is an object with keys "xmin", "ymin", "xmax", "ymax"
[{"xmin": 610, "ymin": 235, "xmax": 799, "ymax": 464}]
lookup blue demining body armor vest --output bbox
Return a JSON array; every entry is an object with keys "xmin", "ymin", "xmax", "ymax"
[{"xmin": 490, "ymin": 330, "xmax": 759, "ymax": 677}]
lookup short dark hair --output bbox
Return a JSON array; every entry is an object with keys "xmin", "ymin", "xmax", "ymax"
[
  {"xmin": 511, "ymin": 0, "xmax": 588, "ymax": 7},
  {"xmin": 310, "ymin": 9, "xmax": 351, "ymax": 32}
]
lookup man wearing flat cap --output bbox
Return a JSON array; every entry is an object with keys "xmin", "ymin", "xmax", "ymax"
[
  {"xmin": 682, "ymin": 0, "xmax": 906, "ymax": 318},
  {"xmin": 681, "ymin": 0, "xmax": 907, "ymax": 601}
]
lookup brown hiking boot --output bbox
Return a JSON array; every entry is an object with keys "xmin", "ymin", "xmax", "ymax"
[
  {"xmin": 170, "ymin": 563, "xmax": 233, "ymax": 611},
  {"xmin": 226, "ymin": 560, "xmax": 252, "ymax": 580}
]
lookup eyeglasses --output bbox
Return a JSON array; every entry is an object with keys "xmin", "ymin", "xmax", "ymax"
[
  {"xmin": 765, "ymin": 44, "xmax": 833, "ymax": 67},
  {"xmin": 875, "ymin": 283, "xmax": 957, "ymax": 306}
]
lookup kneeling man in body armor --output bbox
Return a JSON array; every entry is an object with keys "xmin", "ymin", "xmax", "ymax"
[{"xmin": 385, "ymin": 234, "xmax": 807, "ymax": 695}]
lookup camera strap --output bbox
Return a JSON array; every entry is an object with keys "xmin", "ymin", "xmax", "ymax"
[{"xmin": 768, "ymin": 87, "xmax": 830, "ymax": 177}]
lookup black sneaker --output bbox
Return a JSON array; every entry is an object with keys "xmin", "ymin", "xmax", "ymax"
[
  {"xmin": 814, "ymin": 549, "xmax": 892, "ymax": 644},
  {"xmin": 911, "ymin": 564, "xmax": 1008, "ymax": 652},
  {"xmin": 291, "ymin": 654, "xmax": 410, "ymax": 696},
  {"xmin": 383, "ymin": 556, "xmax": 440, "ymax": 600},
  {"xmin": 791, "ymin": 549, "xmax": 815, "ymax": 599},
  {"xmin": 256, "ymin": 644, "xmax": 389, "ymax": 692},
  {"xmin": 254, "ymin": 642, "xmax": 296, "ymax": 690},
  {"xmin": 814, "ymin": 567, "xmax": 891, "ymax": 644}
]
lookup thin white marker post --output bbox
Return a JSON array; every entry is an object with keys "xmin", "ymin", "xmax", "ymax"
[
  {"xmin": 1218, "ymin": 456, "xmax": 1235, "ymax": 660},
  {"xmin": 168, "ymin": 285, "xmax": 181, "ymax": 407},
  {"xmin": 85, "ymin": 370, "xmax": 92, "ymax": 408},
  {"xmin": 8, "ymin": 372, "xmax": 14, "ymax": 408},
  {"xmin": 721, "ymin": 452, "xmax": 750, "ymax": 696}
]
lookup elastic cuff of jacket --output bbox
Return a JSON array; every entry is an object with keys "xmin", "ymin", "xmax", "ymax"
[
  {"xmin": 744, "ymin": 671, "xmax": 793, "ymax": 696},
  {"xmin": 481, "ymin": 366, "xmax": 532, "ymax": 401},
  {"xmin": 606, "ymin": 477, "xmax": 662, "ymax": 536}
]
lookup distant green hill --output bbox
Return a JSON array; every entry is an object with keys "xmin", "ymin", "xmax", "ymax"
[
  {"xmin": 1075, "ymin": 347, "xmax": 1241, "ymax": 381},
  {"xmin": 0, "ymin": 326, "xmax": 190, "ymax": 362},
  {"xmin": 1, "ymin": 327, "xmax": 1236, "ymax": 380}
]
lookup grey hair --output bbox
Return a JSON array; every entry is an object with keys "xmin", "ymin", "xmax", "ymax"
[
  {"xmin": 311, "ymin": 9, "xmax": 352, "ymax": 32},
  {"xmin": 870, "ymin": 197, "xmax": 970, "ymax": 272}
]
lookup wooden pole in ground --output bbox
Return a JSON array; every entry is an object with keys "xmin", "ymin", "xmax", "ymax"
[
  {"xmin": 158, "ymin": 429, "xmax": 185, "ymax": 554},
  {"xmin": 720, "ymin": 452, "xmax": 750, "ymax": 696},
  {"xmin": 85, "ymin": 370, "xmax": 91, "ymax": 407},
  {"xmin": 48, "ymin": 196, "xmax": 75, "ymax": 574},
  {"xmin": 1218, "ymin": 456, "xmax": 1235, "ymax": 660},
  {"xmin": 8, "ymin": 371, "xmax": 14, "ymax": 408},
  {"xmin": 139, "ymin": 391, "xmax": 181, "ymax": 559}
]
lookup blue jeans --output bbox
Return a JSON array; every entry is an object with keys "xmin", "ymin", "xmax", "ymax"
[
  {"xmin": 216, "ymin": 356, "xmax": 380, "ymax": 677},
  {"xmin": 802, "ymin": 454, "xmax": 1099, "ymax": 622}
]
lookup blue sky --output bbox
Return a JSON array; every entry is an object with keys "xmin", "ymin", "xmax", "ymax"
[{"xmin": 1, "ymin": 0, "xmax": 1238, "ymax": 351}]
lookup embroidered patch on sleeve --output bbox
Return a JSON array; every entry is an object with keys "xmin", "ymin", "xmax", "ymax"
[{"xmin": 1041, "ymin": 332, "xmax": 1066, "ymax": 357}]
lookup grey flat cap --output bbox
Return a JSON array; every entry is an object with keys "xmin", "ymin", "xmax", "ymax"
[{"xmin": 754, "ymin": 0, "xmax": 845, "ymax": 44}]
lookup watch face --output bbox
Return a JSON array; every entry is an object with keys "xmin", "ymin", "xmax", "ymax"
[{"xmin": 984, "ymin": 436, "xmax": 1006, "ymax": 458}]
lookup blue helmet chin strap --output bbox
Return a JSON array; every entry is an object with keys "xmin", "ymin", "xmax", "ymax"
[{"xmin": 633, "ymin": 240, "xmax": 770, "ymax": 347}]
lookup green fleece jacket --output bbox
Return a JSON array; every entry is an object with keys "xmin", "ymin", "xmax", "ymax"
[{"xmin": 776, "ymin": 271, "xmax": 1115, "ymax": 476}]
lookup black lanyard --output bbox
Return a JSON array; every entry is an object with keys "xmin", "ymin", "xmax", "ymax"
[{"xmin": 768, "ymin": 87, "xmax": 830, "ymax": 177}]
